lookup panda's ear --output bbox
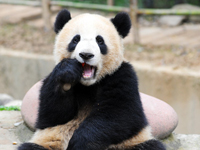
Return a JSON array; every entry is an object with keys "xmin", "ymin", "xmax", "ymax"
[
  {"xmin": 54, "ymin": 9, "xmax": 71, "ymax": 34},
  {"xmin": 111, "ymin": 12, "xmax": 131, "ymax": 38}
]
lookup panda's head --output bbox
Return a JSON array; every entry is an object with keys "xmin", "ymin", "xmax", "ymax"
[{"xmin": 54, "ymin": 9, "xmax": 131, "ymax": 86}]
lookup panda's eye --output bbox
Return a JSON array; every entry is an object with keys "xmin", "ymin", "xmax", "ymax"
[
  {"xmin": 68, "ymin": 35, "xmax": 80, "ymax": 52},
  {"xmin": 96, "ymin": 35, "xmax": 107, "ymax": 55},
  {"xmin": 96, "ymin": 35, "xmax": 104, "ymax": 45},
  {"xmin": 72, "ymin": 35, "xmax": 80, "ymax": 44}
]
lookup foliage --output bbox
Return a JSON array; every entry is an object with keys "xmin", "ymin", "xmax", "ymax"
[{"xmin": 0, "ymin": 106, "xmax": 21, "ymax": 111}]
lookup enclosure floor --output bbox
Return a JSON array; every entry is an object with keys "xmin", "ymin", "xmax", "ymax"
[{"xmin": 0, "ymin": 111, "xmax": 22, "ymax": 150}]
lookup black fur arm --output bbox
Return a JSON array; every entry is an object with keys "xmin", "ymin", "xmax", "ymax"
[
  {"xmin": 67, "ymin": 62, "xmax": 148, "ymax": 150},
  {"xmin": 36, "ymin": 58, "xmax": 82, "ymax": 129}
]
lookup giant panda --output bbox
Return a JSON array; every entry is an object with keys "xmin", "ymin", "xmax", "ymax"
[{"xmin": 18, "ymin": 9, "xmax": 166, "ymax": 150}]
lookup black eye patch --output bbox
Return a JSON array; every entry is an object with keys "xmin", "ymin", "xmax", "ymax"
[
  {"xmin": 96, "ymin": 35, "xmax": 107, "ymax": 55},
  {"xmin": 67, "ymin": 34, "xmax": 80, "ymax": 52}
]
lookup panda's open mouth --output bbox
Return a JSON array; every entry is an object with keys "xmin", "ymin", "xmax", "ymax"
[{"xmin": 82, "ymin": 63, "xmax": 97, "ymax": 79}]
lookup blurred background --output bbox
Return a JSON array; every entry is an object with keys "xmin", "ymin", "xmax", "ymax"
[{"xmin": 0, "ymin": 0, "xmax": 200, "ymax": 134}]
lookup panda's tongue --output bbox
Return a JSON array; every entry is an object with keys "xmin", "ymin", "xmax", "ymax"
[{"xmin": 82, "ymin": 64, "xmax": 94, "ymax": 79}]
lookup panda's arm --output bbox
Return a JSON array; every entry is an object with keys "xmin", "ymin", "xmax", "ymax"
[
  {"xmin": 36, "ymin": 58, "xmax": 82, "ymax": 129},
  {"xmin": 67, "ymin": 62, "xmax": 148, "ymax": 150}
]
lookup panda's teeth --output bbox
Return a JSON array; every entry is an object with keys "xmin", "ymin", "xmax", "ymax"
[{"xmin": 82, "ymin": 64, "xmax": 95, "ymax": 79}]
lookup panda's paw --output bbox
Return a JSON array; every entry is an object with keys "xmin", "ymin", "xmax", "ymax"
[
  {"xmin": 52, "ymin": 58, "xmax": 83, "ymax": 85},
  {"xmin": 18, "ymin": 143, "xmax": 48, "ymax": 150}
]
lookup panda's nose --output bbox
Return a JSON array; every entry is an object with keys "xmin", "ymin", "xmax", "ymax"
[{"xmin": 79, "ymin": 52, "xmax": 94, "ymax": 60}]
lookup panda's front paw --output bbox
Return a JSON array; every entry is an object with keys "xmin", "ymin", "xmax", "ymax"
[{"xmin": 51, "ymin": 58, "xmax": 83, "ymax": 85}]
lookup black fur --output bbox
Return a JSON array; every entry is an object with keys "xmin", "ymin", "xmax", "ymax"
[
  {"xmin": 68, "ymin": 34, "xmax": 81, "ymax": 52},
  {"xmin": 111, "ymin": 12, "xmax": 131, "ymax": 38},
  {"xmin": 36, "ymin": 58, "xmax": 83, "ymax": 129},
  {"xmin": 18, "ymin": 143, "xmax": 48, "ymax": 150},
  {"xmin": 35, "ymin": 59, "xmax": 153, "ymax": 149},
  {"xmin": 54, "ymin": 9, "xmax": 71, "ymax": 34},
  {"xmin": 66, "ymin": 62, "xmax": 148, "ymax": 150},
  {"xmin": 96, "ymin": 35, "xmax": 108, "ymax": 55},
  {"xmin": 20, "ymin": 60, "xmax": 165, "ymax": 150}
]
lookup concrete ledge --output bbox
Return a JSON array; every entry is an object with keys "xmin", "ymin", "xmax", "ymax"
[
  {"xmin": 162, "ymin": 133, "xmax": 200, "ymax": 150},
  {"xmin": 0, "ymin": 48, "xmax": 54, "ymax": 99},
  {"xmin": 0, "ymin": 48, "xmax": 199, "ymax": 134}
]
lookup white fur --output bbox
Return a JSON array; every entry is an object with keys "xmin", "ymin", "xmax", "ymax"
[
  {"xmin": 54, "ymin": 13, "xmax": 124, "ymax": 86},
  {"xmin": 70, "ymin": 35, "xmax": 102, "ymax": 86}
]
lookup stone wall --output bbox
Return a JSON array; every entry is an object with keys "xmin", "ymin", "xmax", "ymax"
[{"xmin": 0, "ymin": 48, "xmax": 54, "ymax": 99}]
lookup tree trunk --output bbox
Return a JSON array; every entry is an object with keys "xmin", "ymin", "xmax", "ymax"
[
  {"xmin": 42, "ymin": 0, "xmax": 51, "ymax": 32},
  {"xmin": 129, "ymin": 0, "xmax": 140, "ymax": 44}
]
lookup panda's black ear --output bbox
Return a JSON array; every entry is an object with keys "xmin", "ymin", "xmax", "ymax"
[
  {"xmin": 111, "ymin": 12, "xmax": 131, "ymax": 38},
  {"xmin": 54, "ymin": 9, "xmax": 71, "ymax": 34}
]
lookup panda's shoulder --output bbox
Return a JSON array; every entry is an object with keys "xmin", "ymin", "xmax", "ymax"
[
  {"xmin": 100, "ymin": 61, "xmax": 138, "ymax": 86},
  {"xmin": 112, "ymin": 61, "xmax": 137, "ymax": 80},
  {"xmin": 118, "ymin": 61, "xmax": 135, "ymax": 72}
]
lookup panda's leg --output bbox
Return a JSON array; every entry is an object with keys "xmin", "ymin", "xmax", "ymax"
[
  {"xmin": 18, "ymin": 124, "xmax": 72, "ymax": 150},
  {"xmin": 18, "ymin": 111, "xmax": 87, "ymax": 150},
  {"xmin": 130, "ymin": 139, "xmax": 166, "ymax": 150},
  {"xmin": 108, "ymin": 126, "xmax": 152, "ymax": 149},
  {"xmin": 18, "ymin": 125, "xmax": 67, "ymax": 150},
  {"xmin": 18, "ymin": 143, "xmax": 48, "ymax": 150},
  {"xmin": 108, "ymin": 126, "xmax": 166, "ymax": 150}
]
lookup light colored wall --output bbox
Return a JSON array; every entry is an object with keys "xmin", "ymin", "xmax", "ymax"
[
  {"xmin": 132, "ymin": 61, "xmax": 200, "ymax": 134},
  {"xmin": 0, "ymin": 48, "xmax": 199, "ymax": 134},
  {"xmin": 0, "ymin": 48, "xmax": 54, "ymax": 99}
]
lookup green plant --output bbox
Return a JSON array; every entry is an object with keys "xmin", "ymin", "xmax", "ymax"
[{"xmin": 0, "ymin": 106, "xmax": 21, "ymax": 111}]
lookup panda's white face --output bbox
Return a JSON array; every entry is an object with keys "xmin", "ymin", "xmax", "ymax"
[
  {"xmin": 70, "ymin": 34, "xmax": 102, "ymax": 85},
  {"xmin": 54, "ymin": 13, "xmax": 124, "ymax": 86}
]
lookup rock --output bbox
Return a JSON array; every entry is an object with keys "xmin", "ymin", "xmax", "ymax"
[
  {"xmin": 5, "ymin": 100, "xmax": 22, "ymax": 107},
  {"xmin": 0, "ymin": 94, "xmax": 13, "ymax": 105},
  {"xmin": 159, "ymin": 4, "xmax": 200, "ymax": 26},
  {"xmin": 141, "ymin": 93, "xmax": 178, "ymax": 139},
  {"xmin": 162, "ymin": 133, "xmax": 200, "ymax": 150},
  {"xmin": 173, "ymin": 4, "xmax": 200, "ymax": 23},
  {"xmin": 21, "ymin": 81, "xmax": 178, "ymax": 139},
  {"xmin": 172, "ymin": 3, "xmax": 200, "ymax": 10},
  {"xmin": 0, "ymin": 111, "xmax": 33, "ymax": 150},
  {"xmin": 0, "ymin": 111, "xmax": 22, "ymax": 129},
  {"xmin": 158, "ymin": 15, "xmax": 186, "ymax": 26},
  {"xmin": 14, "ymin": 122, "xmax": 34, "ymax": 142},
  {"xmin": 21, "ymin": 81, "xmax": 42, "ymax": 131},
  {"xmin": 0, "ymin": 111, "xmax": 22, "ymax": 150}
]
